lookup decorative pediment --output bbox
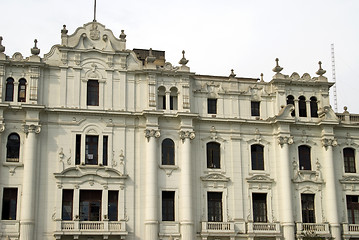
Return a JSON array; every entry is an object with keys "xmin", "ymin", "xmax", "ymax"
[
  {"xmin": 318, "ymin": 106, "xmax": 339, "ymax": 123},
  {"xmin": 201, "ymin": 173, "xmax": 230, "ymax": 182},
  {"xmin": 246, "ymin": 174, "xmax": 274, "ymax": 183},
  {"xmin": 340, "ymin": 176, "xmax": 359, "ymax": 184},
  {"xmin": 270, "ymin": 104, "xmax": 295, "ymax": 121}
]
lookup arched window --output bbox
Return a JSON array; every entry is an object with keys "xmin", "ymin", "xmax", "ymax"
[
  {"xmin": 344, "ymin": 148, "xmax": 356, "ymax": 173},
  {"xmin": 5, "ymin": 78, "xmax": 14, "ymax": 102},
  {"xmin": 18, "ymin": 78, "xmax": 27, "ymax": 102},
  {"xmin": 286, "ymin": 95, "xmax": 295, "ymax": 116},
  {"xmin": 298, "ymin": 145, "xmax": 311, "ymax": 170},
  {"xmin": 87, "ymin": 80, "xmax": 99, "ymax": 106},
  {"xmin": 170, "ymin": 87, "xmax": 178, "ymax": 110},
  {"xmin": 158, "ymin": 86, "xmax": 166, "ymax": 110},
  {"xmin": 6, "ymin": 133, "xmax": 20, "ymax": 162},
  {"xmin": 310, "ymin": 97, "xmax": 318, "ymax": 118},
  {"xmin": 162, "ymin": 138, "xmax": 175, "ymax": 165},
  {"xmin": 251, "ymin": 144, "xmax": 264, "ymax": 170},
  {"xmin": 298, "ymin": 96, "xmax": 307, "ymax": 117},
  {"xmin": 207, "ymin": 142, "xmax": 220, "ymax": 168}
]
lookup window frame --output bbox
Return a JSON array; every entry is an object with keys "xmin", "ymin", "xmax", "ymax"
[
  {"xmin": 18, "ymin": 78, "xmax": 27, "ymax": 102},
  {"xmin": 87, "ymin": 80, "xmax": 99, "ymax": 106},
  {"xmin": 286, "ymin": 95, "xmax": 295, "ymax": 116},
  {"xmin": 108, "ymin": 190, "xmax": 119, "ymax": 221},
  {"xmin": 298, "ymin": 145, "xmax": 311, "ymax": 170},
  {"xmin": 207, "ymin": 98, "xmax": 217, "ymax": 114},
  {"xmin": 347, "ymin": 195, "xmax": 359, "ymax": 224},
  {"xmin": 207, "ymin": 192, "xmax": 223, "ymax": 222},
  {"xmin": 162, "ymin": 191, "xmax": 175, "ymax": 221},
  {"xmin": 310, "ymin": 96, "xmax": 318, "ymax": 118},
  {"xmin": 207, "ymin": 142, "xmax": 220, "ymax": 169},
  {"xmin": 5, "ymin": 77, "xmax": 14, "ymax": 102},
  {"xmin": 62, "ymin": 189, "xmax": 74, "ymax": 221},
  {"xmin": 79, "ymin": 190, "xmax": 102, "ymax": 221},
  {"xmin": 298, "ymin": 96, "xmax": 307, "ymax": 117},
  {"xmin": 161, "ymin": 138, "xmax": 175, "ymax": 165},
  {"xmin": 251, "ymin": 101, "xmax": 260, "ymax": 117},
  {"xmin": 344, "ymin": 147, "xmax": 356, "ymax": 173},
  {"xmin": 252, "ymin": 193, "xmax": 267, "ymax": 222},
  {"xmin": 6, "ymin": 133, "xmax": 20, "ymax": 163},
  {"xmin": 1, "ymin": 188, "xmax": 18, "ymax": 220},
  {"xmin": 251, "ymin": 144, "xmax": 264, "ymax": 171},
  {"xmin": 301, "ymin": 193, "xmax": 315, "ymax": 223}
]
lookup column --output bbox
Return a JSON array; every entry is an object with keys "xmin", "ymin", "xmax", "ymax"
[
  {"xmin": 165, "ymin": 91, "xmax": 170, "ymax": 110},
  {"xmin": 20, "ymin": 124, "xmax": 41, "ymax": 240},
  {"xmin": 322, "ymin": 138, "xmax": 341, "ymax": 240},
  {"xmin": 144, "ymin": 129, "xmax": 160, "ymax": 240},
  {"xmin": 277, "ymin": 136, "xmax": 295, "ymax": 240},
  {"xmin": 179, "ymin": 130, "xmax": 196, "ymax": 240},
  {"xmin": 306, "ymin": 100, "xmax": 311, "ymax": 118},
  {"xmin": 294, "ymin": 100, "xmax": 299, "ymax": 118}
]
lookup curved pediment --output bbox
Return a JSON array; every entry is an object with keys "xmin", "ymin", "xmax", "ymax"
[{"xmin": 54, "ymin": 166, "xmax": 127, "ymax": 180}]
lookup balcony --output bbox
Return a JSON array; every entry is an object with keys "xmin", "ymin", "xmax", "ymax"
[
  {"xmin": 343, "ymin": 223, "xmax": 359, "ymax": 238},
  {"xmin": 247, "ymin": 222, "xmax": 281, "ymax": 236},
  {"xmin": 0, "ymin": 220, "xmax": 20, "ymax": 238},
  {"xmin": 296, "ymin": 223, "xmax": 330, "ymax": 237},
  {"xmin": 54, "ymin": 220, "xmax": 127, "ymax": 238},
  {"xmin": 201, "ymin": 222, "xmax": 235, "ymax": 234}
]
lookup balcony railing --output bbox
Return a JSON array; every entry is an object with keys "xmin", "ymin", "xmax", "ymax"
[
  {"xmin": 201, "ymin": 222, "xmax": 235, "ymax": 233},
  {"xmin": 343, "ymin": 223, "xmax": 359, "ymax": 235},
  {"xmin": 296, "ymin": 223, "xmax": 330, "ymax": 236},
  {"xmin": 55, "ymin": 220, "xmax": 127, "ymax": 236},
  {"xmin": 247, "ymin": 222, "xmax": 281, "ymax": 234}
]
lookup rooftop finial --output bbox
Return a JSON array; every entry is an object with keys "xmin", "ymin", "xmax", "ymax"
[
  {"xmin": 0, "ymin": 36, "xmax": 5, "ymax": 53},
  {"xmin": 179, "ymin": 50, "xmax": 189, "ymax": 66},
  {"xmin": 229, "ymin": 69, "xmax": 236, "ymax": 78},
  {"xmin": 272, "ymin": 58, "xmax": 283, "ymax": 73},
  {"xmin": 93, "ymin": 0, "xmax": 97, "ymax": 22},
  {"xmin": 260, "ymin": 73, "xmax": 264, "ymax": 82},
  {"xmin": 120, "ymin": 30, "xmax": 126, "ymax": 42},
  {"xmin": 316, "ymin": 61, "xmax": 326, "ymax": 76},
  {"xmin": 146, "ymin": 48, "xmax": 156, "ymax": 64},
  {"xmin": 31, "ymin": 39, "xmax": 40, "ymax": 56},
  {"xmin": 61, "ymin": 25, "xmax": 68, "ymax": 35}
]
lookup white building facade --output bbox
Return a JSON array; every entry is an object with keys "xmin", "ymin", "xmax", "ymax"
[{"xmin": 0, "ymin": 21, "xmax": 358, "ymax": 240}]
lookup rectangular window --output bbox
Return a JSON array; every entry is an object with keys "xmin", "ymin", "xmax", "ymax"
[
  {"xmin": 207, "ymin": 192, "xmax": 222, "ymax": 222},
  {"xmin": 87, "ymin": 80, "xmax": 99, "ymax": 106},
  {"xmin": 2, "ymin": 188, "xmax": 17, "ymax": 220},
  {"xmin": 347, "ymin": 195, "xmax": 359, "ymax": 224},
  {"xmin": 108, "ymin": 191, "xmax": 118, "ymax": 221},
  {"xmin": 301, "ymin": 194, "xmax": 315, "ymax": 223},
  {"xmin": 207, "ymin": 98, "xmax": 217, "ymax": 114},
  {"xmin": 62, "ymin": 189, "xmax": 74, "ymax": 220},
  {"xmin": 80, "ymin": 190, "xmax": 102, "ymax": 221},
  {"xmin": 75, "ymin": 134, "xmax": 81, "ymax": 165},
  {"xmin": 253, "ymin": 193, "xmax": 267, "ymax": 222},
  {"xmin": 85, "ymin": 135, "xmax": 98, "ymax": 165},
  {"xmin": 251, "ymin": 101, "xmax": 260, "ymax": 116},
  {"xmin": 162, "ymin": 191, "xmax": 175, "ymax": 221},
  {"xmin": 344, "ymin": 148, "xmax": 356, "ymax": 173},
  {"xmin": 103, "ymin": 136, "xmax": 108, "ymax": 166}
]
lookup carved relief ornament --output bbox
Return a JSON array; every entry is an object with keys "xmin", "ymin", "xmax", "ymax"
[
  {"xmin": 179, "ymin": 130, "xmax": 195, "ymax": 141},
  {"xmin": 23, "ymin": 124, "xmax": 41, "ymax": 134},
  {"xmin": 277, "ymin": 136, "xmax": 294, "ymax": 147},
  {"xmin": 144, "ymin": 129, "xmax": 160, "ymax": 139},
  {"xmin": 321, "ymin": 138, "xmax": 337, "ymax": 149}
]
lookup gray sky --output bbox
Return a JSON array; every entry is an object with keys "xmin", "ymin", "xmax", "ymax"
[{"xmin": 1, "ymin": 0, "xmax": 358, "ymax": 114}]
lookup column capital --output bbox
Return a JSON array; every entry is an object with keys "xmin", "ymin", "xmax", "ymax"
[
  {"xmin": 277, "ymin": 135, "xmax": 294, "ymax": 147},
  {"xmin": 179, "ymin": 130, "xmax": 195, "ymax": 141},
  {"xmin": 144, "ymin": 129, "xmax": 160, "ymax": 139},
  {"xmin": 22, "ymin": 124, "xmax": 41, "ymax": 134},
  {"xmin": 322, "ymin": 138, "xmax": 337, "ymax": 149},
  {"xmin": 0, "ymin": 123, "xmax": 5, "ymax": 133}
]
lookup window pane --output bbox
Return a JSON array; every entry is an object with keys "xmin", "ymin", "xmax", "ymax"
[
  {"xmin": 86, "ymin": 135, "xmax": 98, "ymax": 165},
  {"xmin": 253, "ymin": 193, "xmax": 267, "ymax": 222},
  {"xmin": 344, "ymin": 148, "xmax": 356, "ymax": 173},
  {"xmin": 162, "ymin": 191, "xmax": 175, "ymax": 221},
  {"xmin": 298, "ymin": 96, "xmax": 307, "ymax": 117},
  {"xmin": 207, "ymin": 142, "xmax": 220, "ymax": 169},
  {"xmin": 5, "ymin": 78, "xmax": 14, "ymax": 102},
  {"xmin": 208, "ymin": 192, "xmax": 222, "ymax": 222},
  {"xmin": 2, "ymin": 188, "xmax": 18, "ymax": 220},
  {"xmin": 108, "ymin": 191, "xmax": 118, "ymax": 221},
  {"xmin": 310, "ymin": 97, "xmax": 318, "ymax": 117},
  {"xmin": 347, "ymin": 195, "xmax": 359, "ymax": 224},
  {"xmin": 251, "ymin": 144, "xmax": 264, "ymax": 170},
  {"xmin": 87, "ymin": 80, "xmax": 99, "ymax": 106},
  {"xmin": 162, "ymin": 139, "xmax": 175, "ymax": 165},
  {"xmin": 62, "ymin": 189, "xmax": 73, "ymax": 220},
  {"xmin": 208, "ymin": 99, "xmax": 217, "ymax": 114},
  {"xmin": 80, "ymin": 190, "xmax": 102, "ymax": 221},
  {"xmin": 103, "ymin": 136, "xmax": 108, "ymax": 166},
  {"xmin": 75, "ymin": 134, "xmax": 81, "ymax": 165},
  {"xmin": 6, "ymin": 133, "xmax": 20, "ymax": 162},
  {"xmin": 251, "ymin": 101, "xmax": 260, "ymax": 116},
  {"xmin": 299, "ymin": 146, "xmax": 311, "ymax": 170},
  {"xmin": 287, "ymin": 95, "xmax": 295, "ymax": 116},
  {"xmin": 301, "ymin": 194, "xmax": 315, "ymax": 223},
  {"xmin": 18, "ymin": 79, "xmax": 27, "ymax": 102}
]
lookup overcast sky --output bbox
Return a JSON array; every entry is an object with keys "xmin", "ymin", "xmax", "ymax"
[{"xmin": 1, "ymin": 0, "xmax": 358, "ymax": 114}]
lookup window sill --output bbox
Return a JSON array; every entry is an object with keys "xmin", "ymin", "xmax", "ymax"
[
  {"xmin": 204, "ymin": 168, "xmax": 225, "ymax": 174},
  {"xmin": 160, "ymin": 165, "xmax": 178, "ymax": 170},
  {"xmin": 3, "ymin": 162, "xmax": 23, "ymax": 167}
]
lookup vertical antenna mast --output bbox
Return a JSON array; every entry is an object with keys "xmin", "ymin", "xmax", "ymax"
[
  {"xmin": 331, "ymin": 43, "xmax": 338, "ymax": 112},
  {"xmin": 93, "ymin": 0, "xmax": 97, "ymax": 22}
]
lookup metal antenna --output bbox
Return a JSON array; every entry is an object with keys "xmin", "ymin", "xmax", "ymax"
[
  {"xmin": 93, "ymin": 0, "xmax": 97, "ymax": 22},
  {"xmin": 331, "ymin": 43, "xmax": 338, "ymax": 112}
]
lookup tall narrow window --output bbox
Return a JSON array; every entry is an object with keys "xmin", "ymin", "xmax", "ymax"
[
  {"xmin": 253, "ymin": 193, "xmax": 267, "ymax": 222},
  {"xmin": 103, "ymin": 136, "xmax": 108, "ymax": 166},
  {"xmin": 298, "ymin": 145, "xmax": 311, "ymax": 170},
  {"xmin": 1, "ymin": 188, "xmax": 18, "ymax": 220},
  {"xmin": 158, "ymin": 86, "xmax": 166, "ymax": 110},
  {"xmin": 75, "ymin": 134, "xmax": 81, "ymax": 165},
  {"xmin": 298, "ymin": 96, "xmax": 307, "ymax": 117},
  {"xmin": 310, "ymin": 97, "xmax": 318, "ymax": 117},
  {"xmin": 87, "ymin": 80, "xmax": 99, "ymax": 106},
  {"xmin": 6, "ymin": 133, "xmax": 20, "ymax": 162},
  {"xmin": 79, "ymin": 190, "xmax": 102, "ymax": 221},
  {"xmin": 207, "ymin": 98, "xmax": 217, "ymax": 114},
  {"xmin": 18, "ymin": 78, "xmax": 26, "ymax": 102},
  {"xmin": 62, "ymin": 189, "xmax": 74, "ymax": 220},
  {"xmin": 251, "ymin": 144, "xmax": 264, "ymax": 170},
  {"xmin": 162, "ymin": 191, "xmax": 175, "ymax": 221},
  {"xmin": 108, "ymin": 191, "xmax": 118, "ymax": 221},
  {"xmin": 286, "ymin": 95, "xmax": 295, "ymax": 116},
  {"xmin": 207, "ymin": 142, "xmax": 220, "ymax": 169},
  {"xmin": 162, "ymin": 138, "xmax": 175, "ymax": 165},
  {"xmin": 208, "ymin": 192, "xmax": 222, "ymax": 222},
  {"xmin": 251, "ymin": 101, "xmax": 260, "ymax": 117},
  {"xmin": 85, "ymin": 135, "xmax": 98, "ymax": 165},
  {"xmin": 301, "ymin": 194, "xmax": 315, "ymax": 223},
  {"xmin": 344, "ymin": 148, "xmax": 356, "ymax": 173},
  {"xmin": 347, "ymin": 195, "xmax": 359, "ymax": 224},
  {"xmin": 5, "ymin": 77, "xmax": 14, "ymax": 102},
  {"xmin": 170, "ymin": 87, "xmax": 178, "ymax": 110}
]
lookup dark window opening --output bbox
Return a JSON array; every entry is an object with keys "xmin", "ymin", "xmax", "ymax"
[
  {"xmin": 85, "ymin": 135, "xmax": 98, "ymax": 165},
  {"xmin": 310, "ymin": 97, "xmax": 318, "ymax": 118},
  {"xmin": 87, "ymin": 80, "xmax": 99, "ymax": 106},
  {"xmin": 301, "ymin": 194, "xmax": 315, "ymax": 223},
  {"xmin": 299, "ymin": 145, "xmax": 311, "ymax": 170},
  {"xmin": 251, "ymin": 101, "xmax": 260, "ymax": 117},
  {"xmin": 108, "ymin": 191, "xmax": 118, "ymax": 221},
  {"xmin": 2, "ymin": 188, "xmax": 17, "ymax": 220},
  {"xmin": 5, "ymin": 78, "xmax": 14, "ymax": 102},
  {"xmin": 208, "ymin": 192, "xmax": 222, "ymax": 222},
  {"xmin": 347, "ymin": 195, "xmax": 359, "ymax": 224},
  {"xmin": 344, "ymin": 148, "xmax": 356, "ymax": 173},
  {"xmin": 79, "ymin": 190, "xmax": 102, "ymax": 221},
  {"xmin": 251, "ymin": 144, "xmax": 264, "ymax": 170},
  {"xmin": 162, "ymin": 191, "xmax": 175, "ymax": 221},
  {"xmin": 6, "ymin": 133, "xmax": 20, "ymax": 162},
  {"xmin": 75, "ymin": 134, "xmax": 81, "ymax": 165},
  {"xmin": 18, "ymin": 78, "xmax": 26, "ymax": 102},
  {"xmin": 253, "ymin": 193, "xmax": 267, "ymax": 222},
  {"xmin": 207, "ymin": 142, "xmax": 220, "ymax": 169},
  {"xmin": 298, "ymin": 96, "xmax": 307, "ymax": 117},
  {"xmin": 62, "ymin": 189, "xmax": 74, "ymax": 220},
  {"xmin": 208, "ymin": 98, "xmax": 217, "ymax": 114},
  {"xmin": 170, "ymin": 87, "xmax": 178, "ymax": 110},
  {"xmin": 162, "ymin": 138, "xmax": 175, "ymax": 165},
  {"xmin": 103, "ymin": 136, "xmax": 108, "ymax": 166},
  {"xmin": 158, "ymin": 87, "xmax": 166, "ymax": 110},
  {"xmin": 286, "ymin": 95, "xmax": 295, "ymax": 116}
]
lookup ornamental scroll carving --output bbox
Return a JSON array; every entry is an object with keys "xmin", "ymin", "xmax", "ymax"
[
  {"xmin": 23, "ymin": 124, "xmax": 41, "ymax": 134},
  {"xmin": 321, "ymin": 138, "xmax": 337, "ymax": 149},
  {"xmin": 277, "ymin": 136, "xmax": 294, "ymax": 147},
  {"xmin": 179, "ymin": 130, "xmax": 195, "ymax": 142},
  {"xmin": 144, "ymin": 129, "xmax": 160, "ymax": 140}
]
